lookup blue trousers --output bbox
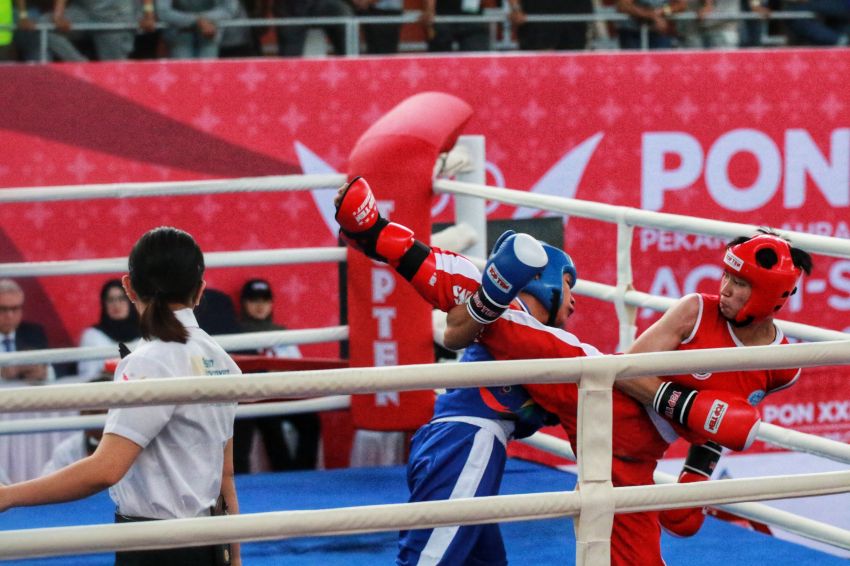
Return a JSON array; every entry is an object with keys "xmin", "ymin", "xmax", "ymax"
[{"xmin": 397, "ymin": 419, "xmax": 509, "ymax": 566}]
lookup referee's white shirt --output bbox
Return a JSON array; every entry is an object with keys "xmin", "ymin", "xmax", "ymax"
[{"xmin": 104, "ymin": 308, "xmax": 239, "ymax": 519}]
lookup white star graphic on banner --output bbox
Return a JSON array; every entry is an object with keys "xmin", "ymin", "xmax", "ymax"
[
  {"xmin": 711, "ymin": 55, "xmax": 735, "ymax": 82},
  {"xmin": 24, "ymin": 203, "xmax": 54, "ymax": 230},
  {"xmin": 558, "ymin": 58, "xmax": 585, "ymax": 85},
  {"xmin": 820, "ymin": 93, "xmax": 844, "ymax": 121},
  {"xmin": 674, "ymin": 95, "xmax": 699, "ymax": 124},
  {"xmin": 237, "ymin": 102, "xmax": 271, "ymax": 137},
  {"xmin": 238, "ymin": 63, "xmax": 267, "ymax": 92},
  {"xmin": 319, "ymin": 63, "xmax": 348, "ymax": 89},
  {"xmin": 784, "ymin": 54, "xmax": 809, "ymax": 81},
  {"xmin": 521, "ymin": 99, "xmax": 547, "ymax": 128},
  {"xmin": 193, "ymin": 106, "xmax": 222, "ymax": 132},
  {"xmin": 197, "ymin": 194, "xmax": 224, "ymax": 225},
  {"xmin": 480, "ymin": 58, "xmax": 508, "ymax": 86},
  {"xmin": 149, "ymin": 63, "xmax": 178, "ymax": 94},
  {"xmin": 67, "ymin": 153, "xmax": 96, "ymax": 183},
  {"xmin": 597, "ymin": 98, "xmax": 624, "ymax": 125},
  {"xmin": 635, "ymin": 56, "xmax": 662, "ymax": 83},
  {"xmin": 747, "ymin": 95, "xmax": 772, "ymax": 122},
  {"xmin": 279, "ymin": 104, "xmax": 307, "ymax": 135}
]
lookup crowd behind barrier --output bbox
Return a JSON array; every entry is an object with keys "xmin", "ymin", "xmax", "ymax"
[
  {"xmin": 0, "ymin": 0, "xmax": 847, "ymax": 63},
  {"xmin": 0, "ymin": 274, "xmax": 325, "ymax": 482}
]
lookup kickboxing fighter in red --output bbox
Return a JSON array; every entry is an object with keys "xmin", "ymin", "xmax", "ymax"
[{"xmin": 335, "ymin": 176, "xmax": 812, "ymax": 565}]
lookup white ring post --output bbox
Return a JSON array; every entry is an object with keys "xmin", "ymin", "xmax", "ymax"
[
  {"xmin": 615, "ymin": 221, "xmax": 637, "ymax": 351},
  {"xmin": 575, "ymin": 362, "xmax": 616, "ymax": 566},
  {"xmin": 452, "ymin": 135, "xmax": 488, "ymax": 260}
]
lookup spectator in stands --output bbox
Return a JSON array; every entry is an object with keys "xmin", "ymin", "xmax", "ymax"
[
  {"xmin": 156, "ymin": 0, "xmax": 238, "ymax": 58},
  {"xmin": 783, "ymin": 0, "xmax": 849, "ymax": 45},
  {"xmin": 0, "ymin": 0, "xmax": 13, "ymax": 60},
  {"xmin": 233, "ymin": 278, "xmax": 320, "ymax": 473},
  {"xmin": 0, "ymin": 279, "xmax": 49, "ymax": 384},
  {"xmin": 11, "ymin": 0, "xmax": 54, "ymax": 61},
  {"xmin": 508, "ymin": 0, "xmax": 593, "ymax": 50},
  {"xmin": 195, "ymin": 287, "xmax": 242, "ymax": 335},
  {"xmin": 272, "ymin": 0, "xmax": 353, "ymax": 56},
  {"xmin": 77, "ymin": 279, "xmax": 140, "ymax": 381},
  {"xmin": 421, "ymin": 0, "xmax": 490, "ymax": 52},
  {"xmin": 352, "ymin": 0, "xmax": 402, "ymax": 54},
  {"xmin": 41, "ymin": 377, "xmax": 110, "ymax": 476},
  {"xmin": 219, "ymin": 0, "xmax": 261, "ymax": 56},
  {"xmin": 739, "ymin": 0, "xmax": 772, "ymax": 47},
  {"xmin": 23, "ymin": 0, "xmax": 154, "ymax": 61},
  {"xmin": 678, "ymin": 0, "xmax": 741, "ymax": 47},
  {"xmin": 616, "ymin": 0, "xmax": 686, "ymax": 48}
]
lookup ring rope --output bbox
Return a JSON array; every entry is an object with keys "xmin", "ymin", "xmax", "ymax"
[
  {"xmin": 0, "ymin": 247, "xmax": 346, "ymax": 278},
  {"xmin": 434, "ymin": 179, "xmax": 850, "ymax": 260},
  {"xmin": 0, "ymin": 396, "xmax": 351, "ymax": 435},
  {"xmin": 757, "ymin": 422, "xmax": 850, "ymax": 464},
  {"xmin": 0, "ymin": 341, "xmax": 846, "ymax": 413},
  {"xmin": 522, "ymin": 431, "xmax": 850, "ymax": 549},
  {"xmin": 5, "ymin": 406, "xmax": 848, "ymax": 553},
  {"xmin": 0, "ymin": 471, "xmax": 847, "ymax": 560},
  {"xmin": 0, "ymin": 327, "xmax": 348, "ymax": 366},
  {"xmin": 3, "ymin": 174, "xmax": 846, "ymax": 564},
  {"xmin": 0, "ymin": 174, "xmax": 347, "ymax": 204}
]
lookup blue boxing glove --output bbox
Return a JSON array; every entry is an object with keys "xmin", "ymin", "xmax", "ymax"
[{"xmin": 467, "ymin": 231, "xmax": 548, "ymax": 324}]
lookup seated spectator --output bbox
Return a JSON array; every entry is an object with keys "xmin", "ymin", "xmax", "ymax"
[
  {"xmin": 156, "ymin": 0, "xmax": 238, "ymax": 58},
  {"xmin": 509, "ymin": 0, "xmax": 593, "ymax": 50},
  {"xmin": 352, "ymin": 0, "xmax": 402, "ymax": 54},
  {"xmin": 1, "ymin": 0, "xmax": 12, "ymax": 61},
  {"xmin": 0, "ymin": 278, "xmax": 50, "ymax": 384},
  {"xmin": 272, "ymin": 0, "xmax": 353, "ymax": 57},
  {"xmin": 77, "ymin": 279, "xmax": 140, "ymax": 381},
  {"xmin": 233, "ymin": 278, "xmax": 320, "ymax": 473},
  {"xmin": 421, "ymin": 0, "xmax": 490, "ymax": 52},
  {"xmin": 784, "ymin": 0, "xmax": 849, "ymax": 45},
  {"xmin": 616, "ymin": 0, "xmax": 686, "ymax": 48},
  {"xmin": 11, "ymin": 0, "xmax": 48, "ymax": 61},
  {"xmin": 195, "ymin": 287, "xmax": 242, "ymax": 335},
  {"xmin": 678, "ymin": 0, "xmax": 741, "ymax": 47},
  {"xmin": 29, "ymin": 0, "xmax": 153, "ymax": 62},
  {"xmin": 739, "ymin": 0, "xmax": 772, "ymax": 47},
  {"xmin": 41, "ymin": 377, "xmax": 109, "ymax": 475},
  {"xmin": 219, "ymin": 0, "xmax": 260, "ymax": 56}
]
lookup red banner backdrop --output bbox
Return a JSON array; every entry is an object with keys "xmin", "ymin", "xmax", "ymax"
[{"xmin": 1, "ymin": 50, "xmax": 848, "ymax": 458}]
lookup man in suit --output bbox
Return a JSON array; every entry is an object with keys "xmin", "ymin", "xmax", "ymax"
[{"xmin": 0, "ymin": 278, "xmax": 49, "ymax": 383}]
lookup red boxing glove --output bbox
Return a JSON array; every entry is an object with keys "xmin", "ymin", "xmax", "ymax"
[
  {"xmin": 334, "ymin": 177, "xmax": 428, "ymax": 274},
  {"xmin": 660, "ymin": 471, "xmax": 708, "ymax": 537},
  {"xmin": 660, "ymin": 441, "xmax": 722, "ymax": 537},
  {"xmin": 653, "ymin": 383, "xmax": 760, "ymax": 451}
]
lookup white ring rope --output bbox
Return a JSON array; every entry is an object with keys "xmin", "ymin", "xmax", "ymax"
[
  {"xmin": 521, "ymin": 431, "xmax": 850, "ymax": 550},
  {"xmin": 0, "ymin": 471, "xmax": 847, "ymax": 560},
  {"xmin": 4, "ymin": 173, "xmax": 849, "ymax": 560},
  {"xmin": 434, "ymin": 179, "xmax": 850, "ymax": 260},
  {"xmin": 758, "ymin": 422, "xmax": 850, "ymax": 464},
  {"xmin": 0, "ymin": 247, "xmax": 347, "ymax": 278},
  {"xmin": 0, "ymin": 327, "xmax": 348, "ymax": 366},
  {"xmin": 0, "ymin": 396, "xmax": 351, "ymax": 435},
  {"xmin": 0, "ymin": 225, "xmax": 475, "ymax": 279},
  {"xmin": 0, "ymin": 340, "xmax": 847, "ymax": 413},
  {"xmin": 0, "ymin": 174, "xmax": 348, "ymax": 203}
]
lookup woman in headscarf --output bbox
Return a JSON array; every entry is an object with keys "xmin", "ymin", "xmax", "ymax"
[{"xmin": 77, "ymin": 279, "xmax": 141, "ymax": 379}]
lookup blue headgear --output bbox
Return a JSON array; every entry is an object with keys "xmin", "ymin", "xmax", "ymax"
[{"xmin": 522, "ymin": 243, "xmax": 577, "ymax": 327}]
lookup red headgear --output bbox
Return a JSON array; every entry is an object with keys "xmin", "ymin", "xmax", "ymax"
[{"xmin": 722, "ymin": 234, "xmax": 801, "ymax": 324}]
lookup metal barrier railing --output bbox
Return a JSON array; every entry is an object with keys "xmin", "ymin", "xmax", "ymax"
[{"xmin": 0, "ymin": 8, "xmax": 822, "ymax": 62}]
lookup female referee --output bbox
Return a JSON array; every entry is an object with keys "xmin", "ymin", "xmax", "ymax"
[{"xmin": 0, "ymin": 226, "xmax": 241, "ymax": 566}]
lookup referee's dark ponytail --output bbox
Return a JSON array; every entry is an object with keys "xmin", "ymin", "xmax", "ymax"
[{"xmin": 129, "ymin": 227, "xmax": 205, "ymax": 344}]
